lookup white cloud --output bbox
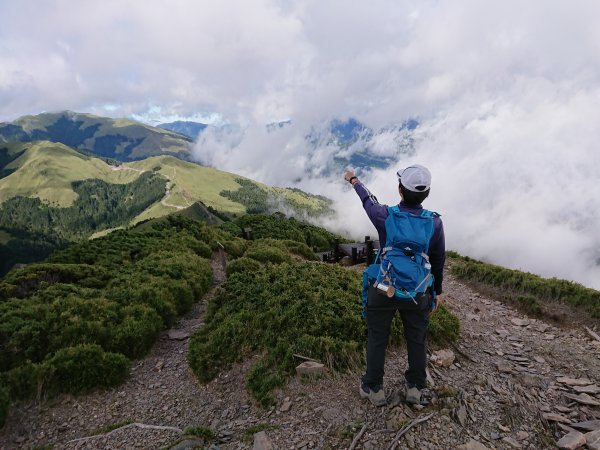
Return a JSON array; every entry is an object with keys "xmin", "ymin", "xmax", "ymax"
[{"xmin": 2, "ymin": 0, "xmax": 600, "ymax": 287}]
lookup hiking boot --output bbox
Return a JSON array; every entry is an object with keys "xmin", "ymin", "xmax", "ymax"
[
  {"xmin": 359, "ymin": 382, "xmax": 386, "ymax": 406},
  {"xmin": 405, "ymin": 384, "xmax": 422, "ymax": 405}
]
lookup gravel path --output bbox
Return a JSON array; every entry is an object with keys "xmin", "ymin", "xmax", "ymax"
[{"xmin": 1, "ymin": 264, "xmax": 599, "ymax": 449}]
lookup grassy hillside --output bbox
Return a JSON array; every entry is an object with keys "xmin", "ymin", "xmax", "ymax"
[
  {"xmin": 448, "ymin": 252, "xmax": 600, "ymax": 319},
  {"xmin": 0, "ymin": 142, "xmax": 332, "ymax": 274},
  {"xmin": 0, "ymin": 141, "xmax": 139, "ymax": 206},
  {"xmin": 0, "ymin": 143, "xmax": 330, "ymax": 217},
  {"xmin": 0, "ymin": 111, "xmax": 192, "ymax": 161}
]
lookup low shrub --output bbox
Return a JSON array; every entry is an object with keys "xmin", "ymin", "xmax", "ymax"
[
  {"xmin": 515, "ymin": 295, "xmax": 543, "ymax": 316},
  {"xmin": 279, "ymin": 240, "xmax": 318, "ymax": 261},
  {"xmin": 223, "ymin": 238, "xmax": 249, "ymax": 259},
  {"xmin": 189, "ymin": 262, "xmax": 460, "ymax": 406},
  {"xmin": 226, "ymin": 257, "xmax": 261, "ymax": 277},
  {"xmin": 230, "ymin": 214, "xmax": 348, "ymax": 251},
  {"xmin": 0, "ymin": 216, "xmax": 214, "ymax": 425},
  {"xmin": 219, "ymin": 221, "xmax": 242, "ymax": 238},
  {"xmin": 1, "ymin": 344, "xmax": 129, "ymax": 400},
  {"xmin": 427, "ymin": 304, "xmax": 460, "ymax": 343},
  {"xmin": 449, "ymin": 253, "xmax": 600, "ymax": 318},
  {"xmin": 46, "ymin": 344, "xmax": 129, "ymax": 394},
  {"xmin": 184, "ymin": 425, "xmax": 215, "ymax": 440},
  {"xmin": 244, "ymin": 245, "xmax": 291, "ymax": 265}
]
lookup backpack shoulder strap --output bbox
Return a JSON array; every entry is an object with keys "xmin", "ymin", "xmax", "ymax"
[{"xmin": 388, "ymin": 205, "xmax": 401, "ymax": 215}]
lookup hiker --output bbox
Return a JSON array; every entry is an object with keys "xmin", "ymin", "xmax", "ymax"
[{"xmin": 344, "ymin": 165, "xmax": 445, "ymax": 406}]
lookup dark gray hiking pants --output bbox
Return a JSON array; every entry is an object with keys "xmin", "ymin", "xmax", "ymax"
[{"xmin": 361, "ymin": 285, "xmax": 431, "ymax": 389}]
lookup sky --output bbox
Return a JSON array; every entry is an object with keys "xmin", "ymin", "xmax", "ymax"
[{"xmin": 1, "ymin": 0, "xmax": 600, "ymax": 288}]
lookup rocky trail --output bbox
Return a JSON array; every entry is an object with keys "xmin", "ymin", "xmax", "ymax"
[{"xmin": 1, "ymin": 259, "xmax": 600, "ymax": 450}]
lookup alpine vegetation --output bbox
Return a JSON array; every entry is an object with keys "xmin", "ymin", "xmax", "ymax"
[{"xmin": 0, "ymin": 216, "xmax": 214, "ymax": 427}]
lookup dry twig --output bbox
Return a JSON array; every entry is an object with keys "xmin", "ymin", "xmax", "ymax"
[
  {"xmin": 584, "ymin": 326, "xmax": 600, "ymax": 343},
  {"xmin": 348, "ymin": 421, "xmax": 369, "ymax": 450},
  {"xmin": 451, "ymin": 342, "xmax": 477, "ymax": 363},
  {"xmin": 293, "ymin": 353, "xmax": 322, "ymax": 363},
  {"xmin": 66, "ymin": 423, "xmax": 183, "ymax": 444},
  {"xmin": 387, "ymin": 412, "xmax": 435, "ymax": 450}
]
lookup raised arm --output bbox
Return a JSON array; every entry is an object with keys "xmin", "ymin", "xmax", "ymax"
[{"xmin": 344, "ymin": 170, "xmax": 388, "ymax": 238}]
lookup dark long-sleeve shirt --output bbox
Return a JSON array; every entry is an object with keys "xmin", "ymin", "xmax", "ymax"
[{"xmin": 353, "ymin": 181, "xmax": 446, "ymax": 294}]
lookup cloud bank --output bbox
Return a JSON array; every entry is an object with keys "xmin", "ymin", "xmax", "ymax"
[{"xmin": 2, "ymin": 0, "xmax": 600, "ymax": 287}]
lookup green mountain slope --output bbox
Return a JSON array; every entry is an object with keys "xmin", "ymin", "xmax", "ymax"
[
  {"xmin": 0, "ymin": 141, "xmax": 139, "ymax": 206},
  {"xmin": 0, "ymin": 111, "xmax": 192, "ymax": 161},
  {"xmin": 0, "ymin": 141, "xmax": 331, "ymax": 274}
]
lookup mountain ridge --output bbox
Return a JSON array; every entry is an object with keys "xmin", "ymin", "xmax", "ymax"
[{"xmin": 0, "ymin": 111, "xmax": 193, "ymax": 161}]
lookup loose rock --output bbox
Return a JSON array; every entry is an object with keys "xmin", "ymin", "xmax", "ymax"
[
  {"xmin": 252, "ymin": 431, "xmax": 274, "ymax": 450},
  {"xmin": 511, "ymin": 318, "xmax": 530, "ymax": 327},
  {"xmin": 167, "ymin": 330, "xmax": 190, "ymax": 340},
  {"xmin": 455, "ymin": 439, "xmax": 491, "ymax": 450},
  {"xmin": 586, "ymin": 430, "xmax": 600, "ymax": 450},
  {"xmin": 295, "ymin": 361, "xmax": 325, "ymax": 376},
  {"xmin": 557, "ymin": 377, "xmax": 592, "ymax": 387},
  {"xmin": 556, "ymin": 430, "xmax": 586, "ymax": 450},
  {"xmin": 543, "ymin": 413, "xmax": 572, "ymax": 424},
  {"xmin": 431, "ymin": 349, "xmax": 455, "ymax": 368}
]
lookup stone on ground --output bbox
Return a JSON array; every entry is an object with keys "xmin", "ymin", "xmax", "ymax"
[
  {"xmin": 295, "ymin": 361, "xmax": 325, "ymax": 376},
  {"xmin": 455, "ymin": 438, "xmax": 491, "ymax": 450},
  {"xmin": 252, "ymin": 431, "xmax": 274, "ymax": 450},
  {"xmin": 431, "ymin": 349, "xmax": 455, "ymax": 368},
  {"xmin": 556, "ymin": 430, "xmax": 586, "ymax": 450},
  {"xmin": 586, "ymin": 430, "xmax": 600, "ymax": 450}
]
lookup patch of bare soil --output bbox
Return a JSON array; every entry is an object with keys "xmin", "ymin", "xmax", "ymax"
[{"xmin": 1, "ymin": 264, "xmax": 599, "ymax": 450}]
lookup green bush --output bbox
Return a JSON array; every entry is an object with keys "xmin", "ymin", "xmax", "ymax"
[
  {"xmin": 184, "ymin": 425, "xmax": 215, "ymax": 440},
  {"xmin": 230, "ymin": 214, "xmax": 347, "ymax": 251},
  {"xmin": 219, "ymin": 221, "xmax": 242, "ymax": 238},
  {"xmin": 226, "ymin": 257, "xmax": 261, "ymax": 277},
  {"xmin": 0, "ymin": 215, "xmax": 214, "ymax": 425},
  {"xmin": 0, "ymin": 384, "xmax": 8, "ymax": 428},
  {"xmin": 279, "ymin": 240, "xmax": 318, "ymax": 260},
  {"xmin": 244, "ymin": 245, "xmax": 291, "ymax": 265},
  {"xmin": 46, "ymin": 344, "xmax": 129, "ymax": 394},
  {"xmin": 223, "ymin": 238, "xmax": 249, "ymax": 258},
  {"xmin": 449, "ymin": 254, "xmax": 600, "ymax": 318},
  {"xmin": 515, "ymin": 295, "xmax": 543, "ymax": 316},
  {"xmin": 189, "ymin": 262, "xmax": 460, "ymax": 406},
  {"xmin": 427, "ymin": 304, "xmax": 460, "ymax": 343},
  {"xmin": 1, "ymin": 345, "xmax": 129, "ymax": 400}
]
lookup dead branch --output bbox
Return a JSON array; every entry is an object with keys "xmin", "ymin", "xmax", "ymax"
[
  {"xmin": 584, "ymin": 326, "xmax": 600, "ymax": 343},
  {"xmin": 293, "ymin": 353, "xmax": 322, "ymax": 363},
  {"xmin": 451, "ymin": 342, "xmax": 477, "ymax": 363},
  {"xmin": 387, "ymin": 412, "xmax": 435, "ymax": 450},
  {"xmin": 66, "ymin": 423, "xmax": 183, "ymax": 444},
  {"xmin": 349, "ymin": 421, "xmax": 369, "ymax": 450}
]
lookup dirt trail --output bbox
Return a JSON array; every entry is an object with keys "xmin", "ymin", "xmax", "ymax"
[{"xmin": 1, "ymin": 268, "xmax": 599, "ymax": 449}]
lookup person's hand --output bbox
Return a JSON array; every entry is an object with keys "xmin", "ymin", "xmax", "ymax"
[
  {"xmin": 344, "ymin": 169, "xmax": 355, "ymax": 183},
  {"xmin": 432, "ymin": 294, "xmax": 443, "ymax": 313}
]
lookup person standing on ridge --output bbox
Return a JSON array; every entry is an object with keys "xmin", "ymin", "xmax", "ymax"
[{"xmin": 344, "ymin": 165, "xmax": 445, "ymax": 406}]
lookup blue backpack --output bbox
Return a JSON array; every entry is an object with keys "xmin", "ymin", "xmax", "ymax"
[{"xmin": 362, "ymin": 206, "xmax": 437, "ymax": 316}]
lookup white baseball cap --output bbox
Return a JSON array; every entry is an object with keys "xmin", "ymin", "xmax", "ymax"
[{"xmin": 396, "ymin": 164, "xmax": 431, "ymax": 192}]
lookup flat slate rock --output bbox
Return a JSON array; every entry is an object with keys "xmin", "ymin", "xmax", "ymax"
[
  {"xmin": 557, "ymin": 377, "xmax": 593, "ymax": 386},
  {"xmin": 557, "ymin": 430, "xmax": 586, "ymax": 450},
  {"xmin": 573, "ymin": 384, "xmax": 600, "ymax": 394},
  {"xmin": 168, "ymin": 330, "xmax": 191, "ymax": 340},
  {"xmin": 571, "ymin": 420, "xmax": 600, "ymax": 431},
  {"xmin": 543, "ymin": 413, "xmax": 572, "ymax": 424},
  {"xmin": 455, "ymin": 439, "xmax": 491, "ymax": 450},
  {"xmin": 511, "ymin": 318, "xmax": 530, "ymax": 327},
  {"xmin": 564, "ymin": 392, "xmax": 600, "ymax": 406},
  {"xmin": 586, "ymin": 429, "xmax": 600, "ymax": 450}
]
